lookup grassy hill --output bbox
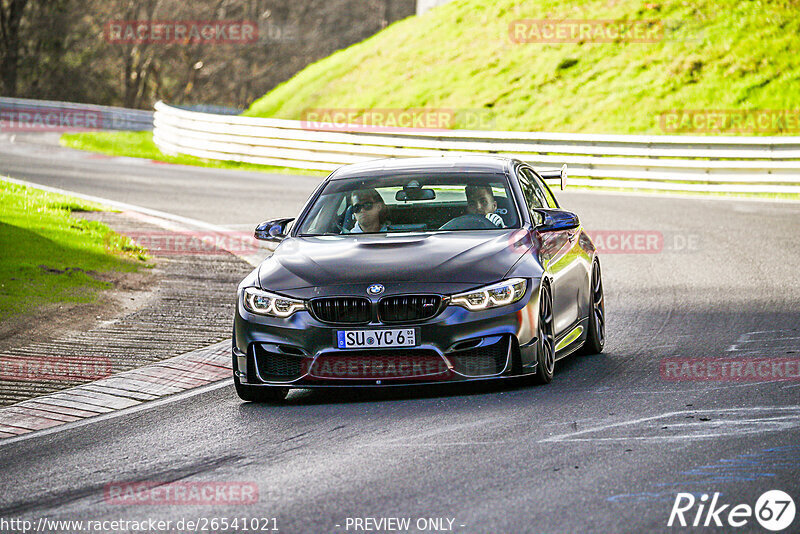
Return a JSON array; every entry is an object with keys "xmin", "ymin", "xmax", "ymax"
[{"xmin": 245, "ymin": 0, "xmax": 800, "ymax": 135}]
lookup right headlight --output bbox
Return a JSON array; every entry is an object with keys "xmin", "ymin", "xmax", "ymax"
[
  {"xmin": 450, "ymin": 278, "xmax": 527, "ymax": 311},
  {"xmin": 242, "ymin": 287, "xmax": 305, "ymax": 318}
]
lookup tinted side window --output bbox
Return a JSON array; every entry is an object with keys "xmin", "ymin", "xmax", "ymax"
[
  {"xmin": 517, "ymin": 168, "xmax": 544, "ymax": 224},
  {"xmin": 530, "ymin": 172, "xmax": 559, "ymax": 208},
  {"xmin": 521, "ymin": 168, "xmax": 550, "ymax": 208}
]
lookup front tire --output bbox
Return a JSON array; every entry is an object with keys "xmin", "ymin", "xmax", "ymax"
[
  {"xmin": 580, "ymin": 259, "xmax": 605, "ymax": 355},
  {"xmin": 234, "ymin": 375, "xmax": 289, "ymax": 403},
  {"xmin": 533, "ymin": 282, "xmax": 555, "ymax": 384}
]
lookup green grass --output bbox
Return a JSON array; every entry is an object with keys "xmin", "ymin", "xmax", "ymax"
[
  {"xmin": 60, "ymin": 131, "xmax": 327, "ymax": 177},
  {"xmin": 0, "ymin": 179, "xmax": 150, "ymax": 322},
  {"xmin": 246, "ymin": 0, "xmax": 800, "ymax": 135},
  {"xmin": 59, "ymin": 1, "xmax": 799, "ymax": 200}
]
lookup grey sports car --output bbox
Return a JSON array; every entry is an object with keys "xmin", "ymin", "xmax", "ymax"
[{"xmin": 232, "ymin": 156, "xmax": 604, "ymax": 402}]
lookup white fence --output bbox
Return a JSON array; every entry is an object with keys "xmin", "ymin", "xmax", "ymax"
[
  {"xmin": 153, "ymin": 101, "xmax": 800, "ymax": 194},
  {"xmin": 0, "ymin": 96, "xmax": 153, "ymax": 131}
]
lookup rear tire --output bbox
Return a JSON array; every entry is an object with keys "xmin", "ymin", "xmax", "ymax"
[
  {"xmin": 234, "ymin": 375, "xmax": 289, "ymax": 403},
  {"xmin": 580, "ymin": 259, "xmax": 605, "ymax": 355},
  {"xmin": 533, "ymin": 282, "xmax": 555, "ymax": 384}
]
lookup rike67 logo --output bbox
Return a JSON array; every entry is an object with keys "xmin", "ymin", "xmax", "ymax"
[{"xmin": 668, "ymin": 490, "xmax": 795, "ymax": 531}]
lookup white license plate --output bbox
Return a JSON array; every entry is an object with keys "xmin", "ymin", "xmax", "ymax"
[{"xmin": 337, "ymin": 329, "xmax": 416, "ymax": 349}]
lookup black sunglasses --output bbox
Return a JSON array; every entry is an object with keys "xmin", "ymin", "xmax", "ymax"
[{"xmin": 352, "ymin": 201, "xmax": 375, "ymax": 213}]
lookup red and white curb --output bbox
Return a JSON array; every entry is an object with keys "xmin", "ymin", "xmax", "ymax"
[
  {"xmin": 0, "ymin": 179, "xmax": 265, "ymax": 443},
  {"xmin": 0, "ymin": 339, "xmax": 231, "ymax": 440}
]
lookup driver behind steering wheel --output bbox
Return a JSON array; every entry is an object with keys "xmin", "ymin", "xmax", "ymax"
[{"xmin": 465, "ymin": 185, "xmax": 505, "ymax": 228}]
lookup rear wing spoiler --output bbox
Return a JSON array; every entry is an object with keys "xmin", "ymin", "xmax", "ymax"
[{"xmin": 538, "ymin": 164, "xmax": 568, "ymax": 190}]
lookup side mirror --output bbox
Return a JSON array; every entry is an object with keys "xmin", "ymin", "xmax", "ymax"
[
  {"xmin": 255, "ymin": 218, "xmax": 294, "ymax": 242},
  {"xmin": 532, "ymin": 208, "xmax": 579, "ymax": 232}
]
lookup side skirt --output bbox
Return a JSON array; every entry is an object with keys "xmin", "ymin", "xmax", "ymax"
[{"xmin": 554, "ymin": 317, "xmax": 589, "ymax": 361}]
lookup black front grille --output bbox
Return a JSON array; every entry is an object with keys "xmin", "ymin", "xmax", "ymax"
[
  {"xmin": 309, "ymin": 297, "xmax": 371, "ymax": 324},
  {"xmin": 378, "ymin": 295, "xmax": 442, "ymax": 323},
  {"xmin": 448, "ymin": 338, "xmax": 508, "ymax": 377},
  {"xmin": 253, "ymin": 344, "xmax": 304, "ymax": 380}
]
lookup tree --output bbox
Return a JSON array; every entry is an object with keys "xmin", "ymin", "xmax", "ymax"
[
  {"xmin": 2, "ymin": 0, "xmax": 415, "ymax": 108},
  {"xmin": 0, "ymin": 0, "xmax": 29, "ymax": 96}
]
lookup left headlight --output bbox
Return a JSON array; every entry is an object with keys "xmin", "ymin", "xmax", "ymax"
[
  {"xmin": 242, "ymin": 287, "xmax": 305, "ymax": 318},
  {"xmin": 450, "ymin": 278, "xmax": 527, "ymax": 311}
]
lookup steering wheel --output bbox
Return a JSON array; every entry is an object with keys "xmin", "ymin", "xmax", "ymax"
[{"xmin": 439, "ymin": 214, "xmax": 498, "ymax": 231}]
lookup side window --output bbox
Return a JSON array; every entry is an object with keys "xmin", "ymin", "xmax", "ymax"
[
  {"xmin": 517, "ymin": 168, "xmax": 544, "ymax": 225},
  {"xmin": 518, "ymin": 170, "xmax": 541, "ymax": 208},
  {"xmin": 530, "ymin": 172, "xmax": 559, "ymax": 208},
  {"xmin": 336, "ymin": 193, "xmax": 348, "ymax": 216},
  {"xmin": 520, "ymin": 168, "xmax": 550, "ymax": 208}
]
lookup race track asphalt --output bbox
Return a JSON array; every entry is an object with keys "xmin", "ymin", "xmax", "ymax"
[{"xmin": 1, "ymin": 134, "xmax": 799, "ymax": 533}]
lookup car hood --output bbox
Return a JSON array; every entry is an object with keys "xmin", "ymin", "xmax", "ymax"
[{"xmin": 258, "ymin": 231, "xmax": 527, "ymax": 295}]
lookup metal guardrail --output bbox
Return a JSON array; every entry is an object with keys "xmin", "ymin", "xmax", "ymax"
[
  {"xmin": 149, "ymin": 101, "xmax": 797, "ymax": 194},
  {"xmin": 0, "ymin": 96, "xmax": 153, "ymax": 131}
]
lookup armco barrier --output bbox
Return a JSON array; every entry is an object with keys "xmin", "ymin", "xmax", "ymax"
[
  {"xmin": 147, "ymin": 101, "xmax": 800, "ymax": 194},
  {"xmin": 0, "ymin": 97, "xmax": 153, "ymax": 131}
]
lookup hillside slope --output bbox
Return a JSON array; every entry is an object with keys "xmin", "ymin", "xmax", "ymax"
[{"xmin": 245, "ymin": 0, "xmax": 800, "ymax": 134}]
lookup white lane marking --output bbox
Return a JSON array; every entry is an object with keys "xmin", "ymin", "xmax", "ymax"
[
  {"xmin": 359, "ymin": 410, "xmax": 800, "ymax": 448},
  {"xmin": 0, "ymin": 176, "xmax": 273, "ymax": 266},
  {"xmin": 0, "ymin": 179, "xmax": 262, "ymax": 435},
  {"xmin": 0, "ymin": 379, "xmax": 232, "ymax": 447},
  {"xmin": 539, "ymin": 406, "xmax": 800, "ymax": 443},
  {"xmin": 738, "ymin": 330, "xmax": 799, "ymax": 342},
  {"xmin": 0, "ymin": 342, "xmax": 231, "ymax": 440},
  {"xmin": 726, "ymin": 329, "xmax": 800, "ymax": 352},
  {"xmin": 1, "ymin": 176, "xmax": 225, "ymax": 230}
]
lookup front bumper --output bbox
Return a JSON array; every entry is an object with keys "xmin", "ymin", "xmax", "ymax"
[{"xmin": 233, "ymin": 291, "xmax": 540, "ymax": 388}]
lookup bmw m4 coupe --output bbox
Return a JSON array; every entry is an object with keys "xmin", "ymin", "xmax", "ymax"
[{"xmin": 233, "ymin": 156, "xmax": 604, "ymax": 402}]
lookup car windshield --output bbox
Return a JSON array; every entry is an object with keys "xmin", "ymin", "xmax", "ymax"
[{"xmin": 296, "ymin": 173, "xmax": 520, "ymax": 236}]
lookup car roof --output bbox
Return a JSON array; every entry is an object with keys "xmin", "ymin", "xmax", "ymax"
[{"xmin": 327, "ymin": 156, "xmax": 518, "ymax": 180}]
